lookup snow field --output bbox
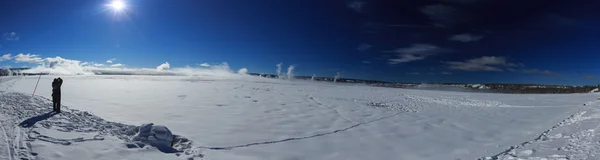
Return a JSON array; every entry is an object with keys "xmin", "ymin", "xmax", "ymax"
[{"xmin": 0, "ymin": 75, "xmax": 599, "ymax": 160}]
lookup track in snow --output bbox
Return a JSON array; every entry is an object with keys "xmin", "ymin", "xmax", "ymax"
[
  {"xmin": 0, "ymin": 120, "xmax": 14, "ymax": 160},
  {"xmin": 482, "ymin": 100, "xmax": 600, "ymax": 160},
  {"xmin": 197, "ymin": 110, "xmax": 411, "ymax": 150}
]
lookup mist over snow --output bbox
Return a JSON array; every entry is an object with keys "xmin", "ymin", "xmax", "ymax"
[
  {"xmin": 238, "ymin": 68, "xmax": 249, "ymax": 74},
  {"xmin": 19, "ymin": 56, "xmax": 94, "ymax": 75},
  {"xmin": 15, "ymin": 55, "xmax": 250, "ymax": 78}
]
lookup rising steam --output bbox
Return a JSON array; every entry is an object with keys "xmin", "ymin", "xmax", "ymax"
[
  {"xmin": 276, "ymin": 63, "xmax": 282, "ymax": 78},
  {"xmin": 287, "ymin": 65, "xmax": 295, "ymax": 80}
]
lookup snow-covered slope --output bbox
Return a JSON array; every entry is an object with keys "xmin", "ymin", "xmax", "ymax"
[
  {"xmin": 1, "ymin": 75, "xmax": 600, "ymax": 160},
  {"xmin": 591, "ymin": 88, "xmax": 599, "ymax": 93}
]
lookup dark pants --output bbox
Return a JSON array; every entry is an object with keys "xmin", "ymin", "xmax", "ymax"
[{"xmin": 52, "ymin": 91, "xmax": 61, "ymax": 112}]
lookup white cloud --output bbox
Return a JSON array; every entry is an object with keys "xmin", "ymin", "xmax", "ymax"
[
  {"xmin": 362, "ymin": 60, "xmax": 371, "ymax": 64},
  {"xmin": 156, "ymin": 62, "xmax": 170, "ymax": 71},
  {"xmin": 238, "ymin": 68, "xmax": 248, "ymax": 74},
  {"xmin": 1, "ymin": 53, "xmax": 11, "ymax": 61},
  {"xmin": 93, "ymin": 63, "xmax": 105, "ymax": 67},
  {"xmin": 445, "ymin": 56, "xmax": 512, "ymax": 71},
  {"xmin": 347, "ymin": 1, "xmax": 367, "ymax": 13},
  {"xmin": 106, "ymin": 58, "xmax": 116, "ymax": 63},
  {"xmin": 407, "ymin": 72, "xmax": 420, "ymax": 75},
  {"xmin": 199, "ymin": 63, "xmax": 210, "ymax": 67},
  {"xmin": 388, "ymin": 44, "xmax": 448, "ymax": 64},
  {"xmin": 111, "ymin": 63, "xmax": 124, "ymax": 67},
  {"xmin": 448, "ymin": 33, "xmax": 484, "ymax": 42},
  {"xmin": 14, "ymin": 53, "xmax": 42, "ymax": 63},
  {"xmin": 3, "ymin": 32, "xmax": 19, "ymax": 41}
]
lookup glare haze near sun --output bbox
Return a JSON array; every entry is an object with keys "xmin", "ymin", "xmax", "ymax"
[{"xmin": 107, "ymin": 0, "xmax": 127, "ymax": 13}]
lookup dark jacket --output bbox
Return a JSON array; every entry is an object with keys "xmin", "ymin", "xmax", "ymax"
[{"xmin": 52, "ymin": 78, "xmax": 63, "ymax": 93}]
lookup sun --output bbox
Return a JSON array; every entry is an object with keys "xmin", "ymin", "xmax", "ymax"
[{"xmin": 108, "ymin": 0, "xmax": 127, "ymax": 12}]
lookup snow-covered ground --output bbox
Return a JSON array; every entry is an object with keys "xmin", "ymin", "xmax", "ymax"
[{"xmin": 1, "ymin": 75, "xmax": 600, "ymax": 160}]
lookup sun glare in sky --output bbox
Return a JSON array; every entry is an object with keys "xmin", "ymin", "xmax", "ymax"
[{"xmin": 107, "ymin": 0, "xmax": 126, "ymax": 12}]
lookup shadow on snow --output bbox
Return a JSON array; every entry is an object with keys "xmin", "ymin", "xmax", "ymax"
[{"xmin": 19, "ymin": 111, "xmax": 58, "ymax": 128}]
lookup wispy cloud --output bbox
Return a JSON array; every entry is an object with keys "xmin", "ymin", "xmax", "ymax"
[
  {"xmin": 441, "ymin": 71, "xmax": 452, "ymax": 75},
  {"xmin": 111, "ymin": 63, "xmax": 124, "ymax": 67},
  {"xmin": 387, "ymin": 24, "xmax": 432, "ymax": 28},
  {"xmin": 356, "ymin": 43, "xmax": 373, "ymax": 51},
  {"xmin": 106, "ymin": 58, "xmax": 116, "ymax": 63},
  {"xmin": 540, "ymin": 14, "xmax": 577, "ymax": 27},
  {"xmin": 407, "ymin": 72, "xmax": 420, "ymax": 75},
  {"xmin": 3, "ymin": 32, "xmax": 19, "ymax": 41},
  {"xmin": 388, "ymin": 44, "xmax": 449, "ymax": 64},
  {"xmin": 445, "ymin": 56, "xmax": 548, "ymax": 75},
  {"xmin": 584, "ymin": 75, "xmax": 596, "ymax": 80},
  {"xmin": 14, "ymin": 53, "xmax": 42, "ymax": 63},
  {"xmin": 347, "ymin": 1, "xmax": 367, "ymax": 13},
  {"xmin": 361, "ymin": 60, "xmax": 371, "ymax": 64},
  {"xmin": 198, "ymin": 63, "xmax": 210, "ymax": 67},
  {"xmin": 93, "ymin": 63, "xmax": 105, "ymax": 67},
  {"xmin": 445, "ymin": 56, "xmax": 512, "ymax": 71},
  {"xmin": 156, "ymin": 62, "xmax": 170, "ymax": 71},
  {"xmin": 420, "ymin": 4, "xmax": 470, "ymax": 27},
  {"xmin": 520, "ymin": 69, "xmax": 556, "ymax": 75},
  {"xmin": 1, "ymin": 53, "xmax": 11, "ymax": 61},
  {"xmin": 448, "ymin": 33, "xmax": 484, "ymax": 42},
  {"xmin": 438, "ymin": 0, "xmax": 482, "ymax": 4}
]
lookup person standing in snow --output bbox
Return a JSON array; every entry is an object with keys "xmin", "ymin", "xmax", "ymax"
[{"xmin": 52, "ymin": 77, "xmax": 63, "ymax": 113}]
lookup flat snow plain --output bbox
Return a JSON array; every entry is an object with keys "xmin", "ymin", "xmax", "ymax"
[{"xmin": 1, "ymin": 75, "xmax": 599, "ymax": 160}]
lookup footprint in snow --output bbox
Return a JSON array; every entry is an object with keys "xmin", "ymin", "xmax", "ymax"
[{"xmin": 517, "ymin": 149, "xmax": 535, "ymax": 157}]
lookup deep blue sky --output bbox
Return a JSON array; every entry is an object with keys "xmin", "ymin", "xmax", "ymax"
[{"xmin": 0, "ymin": 0, "xmax": 599, "ymax": 85}]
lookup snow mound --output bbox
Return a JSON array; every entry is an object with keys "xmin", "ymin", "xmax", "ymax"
[
  {"xmin": 590, "ymin": 88, "xmax": 599, "ymax": 93},
  {"xmin": 130, "ymin": 123, "xmax": 175, "ymax": 152}
]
